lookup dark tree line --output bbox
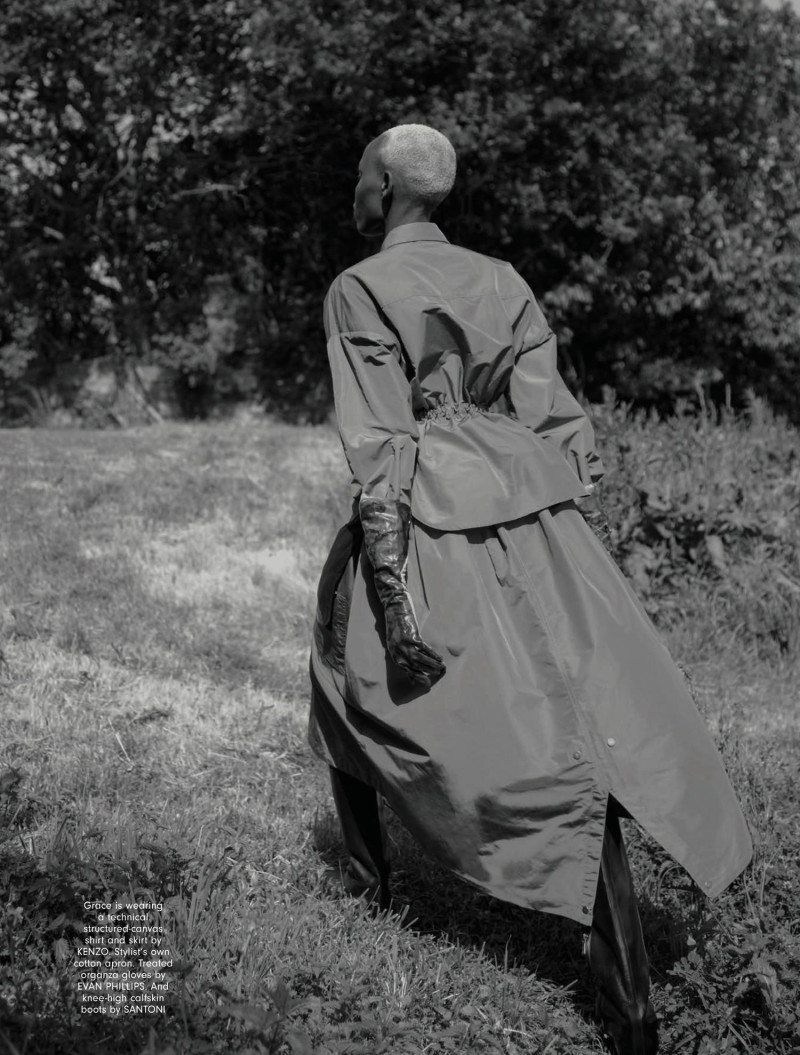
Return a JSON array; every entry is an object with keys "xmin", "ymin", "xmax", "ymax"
[{"xmin": 1, "ymin": 0, "xmax": 799, "ymax": 422}]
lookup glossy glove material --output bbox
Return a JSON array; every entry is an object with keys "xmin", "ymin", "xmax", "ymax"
[
  {"xmin": 359, "ymin": 495, "xmax": 446, "ymax": 685},
  {"xmin": 576, "ymin": 486, "xmax": 613, "ymax": 553}
]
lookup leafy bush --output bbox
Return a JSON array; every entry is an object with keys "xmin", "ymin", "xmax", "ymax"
[
  {"xmin": 594, "ymin": 396, "xmax": 800, "ymax": 658},
  {"xmin": 2, "ymin": 0, "xmax": 800, "ymax": 423}
]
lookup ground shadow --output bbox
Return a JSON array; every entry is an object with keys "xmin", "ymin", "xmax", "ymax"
[{"xmin": 311, "ymin": 803, "xmax": 715, "ymax": 1037}]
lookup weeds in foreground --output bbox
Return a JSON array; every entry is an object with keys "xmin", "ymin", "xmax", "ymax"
[{"xmin": 1, "ymin": 415, "xmax": 799, "ymax": 1054}]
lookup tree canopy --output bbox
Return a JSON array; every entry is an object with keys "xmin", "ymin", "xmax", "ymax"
[{"xmin": 1, "ymin": 0, "xmax": 799, "ymax": 421}]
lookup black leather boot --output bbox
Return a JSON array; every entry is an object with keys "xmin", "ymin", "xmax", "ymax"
[
  {"xmin": 585, "ymin": 802, "xmax": 659, "ymax": 1055},
  {"xmin": 329, "ymin": 767, "xmax": 392, "ymax": 911}
]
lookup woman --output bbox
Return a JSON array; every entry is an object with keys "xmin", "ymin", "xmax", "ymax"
[{"xmin": 308, "ymin": 123, "xmax": 752, "ymax": 1055}]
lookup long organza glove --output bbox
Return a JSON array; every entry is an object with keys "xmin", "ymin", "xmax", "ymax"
[
  {"xmin": 359, "ymin": 495, "xmax": 446, "ymax": 685},
  {"xmin": 575, "ymin": 485, "xmax": 613, "ymax": 553}
]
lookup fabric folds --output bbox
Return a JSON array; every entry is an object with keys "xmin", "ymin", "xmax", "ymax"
[
  {"xmin": 310, "ymin": 503, "xmax": 753, "ymax": 922},
  {"xmin": 310, "ymin": 221, "xmax": 753, "ymax": 924},
  {"xmin": 412, "ymin": 408, "xmax": 590, "ymax": 530}
]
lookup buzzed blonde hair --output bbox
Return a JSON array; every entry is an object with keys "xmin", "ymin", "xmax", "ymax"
[{"xmin": 377, "ymin": 124, "xmax": 457, "ymax": 210}]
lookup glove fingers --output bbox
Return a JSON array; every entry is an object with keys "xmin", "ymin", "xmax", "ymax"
[
  {"xmin": 406, "ymin": 664, "xmax": 444, "ymax": 686},
  {"xmin": 393, "ymin": 640, "xmax": 446, "ymax": 683},
  {"xmin": 414, "ymin": 644, "xmax": 446, "ymax": 674}
]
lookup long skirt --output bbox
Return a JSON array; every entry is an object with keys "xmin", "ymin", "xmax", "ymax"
[{"xmin": 308, "ymin": 501, "xmax": 752, "ymax": 924}]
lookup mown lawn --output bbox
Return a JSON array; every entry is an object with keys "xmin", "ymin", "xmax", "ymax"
[{"xmin": 1, "ymin": 418, "xmax": 798, "ymax": 1055}]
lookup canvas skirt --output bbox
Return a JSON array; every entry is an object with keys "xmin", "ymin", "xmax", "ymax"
[{"xmin": 309, "ymin": 501, "xmax": 752, "ymax": 924}]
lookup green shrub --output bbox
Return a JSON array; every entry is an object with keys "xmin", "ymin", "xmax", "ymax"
[{"xmin": 593, "ymin": 397, "xmax": 800, "ymax": 659}]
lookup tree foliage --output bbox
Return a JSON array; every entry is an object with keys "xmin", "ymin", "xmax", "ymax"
[{"xmin": 1, "ymin": 0, "xmax": 799, "ymax": 421}]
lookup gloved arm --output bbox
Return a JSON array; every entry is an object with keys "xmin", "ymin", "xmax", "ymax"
[
  {"xmin": 359, "ymin": 495, "xmax": 446, "ymax": 685},
  {"xmin": 575, "ymin": 484, "xmax": 613, "ymax": 553}
]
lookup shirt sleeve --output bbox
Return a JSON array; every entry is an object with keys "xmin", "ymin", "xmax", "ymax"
[
  {"xmin": 504, "ymin": 276, "xmax": 604, "ymax": 486},
  {"xmin": 325, "ymin": 271, "xmax": 419, "ymax": 505}
]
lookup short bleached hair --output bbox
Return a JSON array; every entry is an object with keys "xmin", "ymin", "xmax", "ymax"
[{"xmin": 376, "ymin": 124, "xmax": 456, "ymax": 210}]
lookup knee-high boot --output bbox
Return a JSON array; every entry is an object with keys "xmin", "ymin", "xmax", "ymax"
[
  {"xmin": 585, "ymin": 801, "xmax": 659, "ymax": 1055},
  {"xmin": 329, "ymin": 767, "xmax": 392, "ymax": 911}
]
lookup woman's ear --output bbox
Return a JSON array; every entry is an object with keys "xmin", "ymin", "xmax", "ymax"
[{"xmin": 381, "ymin": 170, "xmax": 394, "ymax": 217}]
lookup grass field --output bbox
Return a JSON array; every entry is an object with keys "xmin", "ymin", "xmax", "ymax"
[{"xmin": 1, "ymin": 417, "xmax": 798, "ymax": 1055}]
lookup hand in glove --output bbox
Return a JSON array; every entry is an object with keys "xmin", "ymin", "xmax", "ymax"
[
  {"xmin": 359, "ymin": 495, "xmax": 446, "ymax": 685},
  {"xmin": 575, "ymin": 485, "xmax": 613, "ymax": 553}
]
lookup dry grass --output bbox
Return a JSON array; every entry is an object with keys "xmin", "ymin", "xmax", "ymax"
[{"xmin": 1, "ymin": 416, "xmax": 798, "ymax": 1055}]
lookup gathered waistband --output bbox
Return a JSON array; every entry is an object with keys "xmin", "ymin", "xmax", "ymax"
[{"xmin": 414, "ymin": 401, "xmax": 490, "ymax": 425}]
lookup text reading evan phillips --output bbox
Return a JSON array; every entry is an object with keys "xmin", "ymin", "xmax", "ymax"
[{"xmin": 74, "ymin": 900, "xmax": 175, "ymax": 1016}]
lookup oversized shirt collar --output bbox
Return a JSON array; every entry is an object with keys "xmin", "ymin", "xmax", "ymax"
[{"xmin": 380, "ymin": 222, "xmax": 449, "ymax": 251}]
